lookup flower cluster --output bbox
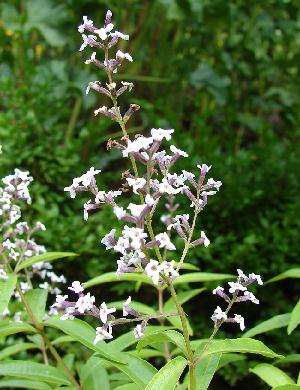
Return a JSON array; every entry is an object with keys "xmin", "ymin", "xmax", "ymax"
[
  {"xmin": 211, "ymin": 269, "xmax": 263, "ymax": 331},
  {"xmin": 0, "ymin": 166, "xmax": 66, "ymax": 319},
  {"xmin": 52, "ymin": 281, "xmax": 149, "ymax": 342}
]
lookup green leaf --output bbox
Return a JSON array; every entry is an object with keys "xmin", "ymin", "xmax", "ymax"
[
  {"xmin": 144, "ymin": 356, "xmax": 187, "ymax": 390},
  {"xmin": 84, "ymin": 272, "xmax": 153, "ymax": 289},
  {"xmin": 173, "ymin": 273, "xmax": 234, "ymax": 285},
  {"xmin": 195, "ymin": 353, "xmax": 221, "ymax": 390},
  {"xmin": 137, "ymin": 330, "xmax": 187, "ymax": 356},
  {"xmin": 113, "ymin": 384, "xmax": 139, "ymax": 390},
  {"xmin": 0, "ymin": 361, "xmax": 70, "ymax": 385},
  {"xmin": 16, "ymin": 252, "xmax": 77, "ymax": 272},
  {"xmin": 272, "ymin": 386, "xmax": 300, "ymax": 390},
  {"xmin": 110, "ymin": 300, "xmax": 156, "ymax": 316},
  {"xmin": 0, "ymin": 321, "xmax": 36, "ymax": 337},
  {"xmin": 100, "ymin": 354, "xmax": 157, "ymax": 389},
  {"xmin": 217, "ymin": 353, "xmax": 246, "ymax": 369},
  {"xmin": 275, "ymin": 355, "xmax": 300, "ymax": 366},
  {"xmin": 243, "ymin": 314, "xmax": 291, "ymax": 338},
  {"xmin": 0, "ymin": 342, "xmax": 38, "ymax": 360},
  {"xmin": 45, "ymin": 317, "xmax": 124, "ymax": 364},
  {"xmin": 288, "ymin": 299, "xmax": 300, "ymax": 334},
  {"xmin": 195, "ymin": 338, "xmax": 282, "ymax": 359},
  {"xmin": 266, "ymin": 269, "xmax": 300, "ymax": 284},
  {"xmin": 0, "ymin": 378, "xmax": 52, "ymax": 389},
  {"xmin": 250, "ymin": 364, "xmax": 295, "ymax": 387},
  {"xmin": 25, "ymin": 288, "xmax": 48, "ymax": 322},
  {"xmin": 0, "ymin": 273, "xmax": 17, "ymax": 314},
  {"xmin": 80, "ymin": 356, "xmax": 109, "ymax": 390},
  {"xmin": 110, "ymin": 326, "xmax": 174, "ymax": 352}
]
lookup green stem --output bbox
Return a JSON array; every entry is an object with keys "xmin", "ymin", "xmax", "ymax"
[{"xmin": 168, "ymin": 281, "xmax": 196, "ymax": 390}]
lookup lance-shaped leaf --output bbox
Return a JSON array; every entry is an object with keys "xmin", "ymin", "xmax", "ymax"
[
  {"xmin": 196, "ymin": 353, "xmax": 222, "ymax": 390},
  {"xmin": 266, "ymin": 268, "xmax": 300, "ymax": 284},
  {"xmin": 114, "ymin": 384, "xmax": 140, "ymax": 390},
  {"xmin": 272, "ymin": 386, "xmax": 300, "ymax": 390},
  {"xmin": 16, "ymin": 252, "xmax": 77, "ymax": 272},
  {"xmin": 0, "ymin": 378, "xmax": 52, "ymax": 389},
  {"xmin": 0, "ymin": 342, "xmax": 38, "ymax": 360},
  {"xmin": 79, "ymin": 356, "xmax": 110, "ymax": 390},
  {"xmin": 250, "ymin": 363, "xmax": 295, "ymax": 387},
  {"xmin": 173, "ymin": 272, "xmax": 234, "ymax": 285},
  {"xmin": 109, "ymin": 300, "xmax": 156, "ymax": 316},
  {"xmin": 45, "ymin": 317, "xmax": 124, "ymax": 364},
  {"xmin": 288, "ymin": 299, "xmax": 300, "ymax": 334},
  {"xmin": 144, "ymin": 356, "xmax": 187, "ymax": 390},
  {"xmin": 0, "ymin": 321, "xmax": 36, "ymax": 337},
  {"xmin": 84, "ymin": 272, "xmax": 153, "ymax": 288},
  {"xmin": 243, "ymin": 314, "xmax": 291, "ymax": 338},
  {"xmin": 137, "ymin": 330, "xmax": 187, "ymax": 356},
  {"xmin": 195, "ymin": 338, "xmax": 282, "ymax": 359},
  {"xmin": 0, "ymin": 361, "xmax": 70, "ymax": 385},
  {"xmin": 25, "ymin": 288, "xmax": 48, "ymax": 322},
  {"xmin": 0, "ymin": 273, "xmax": 17, "ymax": 314}
]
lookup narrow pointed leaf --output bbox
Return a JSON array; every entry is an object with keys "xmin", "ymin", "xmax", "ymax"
[
  {"xmin": 0, "ymin": 273, "xmax": 17, "ymax": 314},
  {"xmin": 243, "ymin": 314, "xmax": 291, "ymax": 338},
  {"xmin": 114, "ymin": 384, "xmax": 139, "ymax": 390},
  {"xmin": 25, "ymin": 289, "xmax": 48, "ymax": 322},
  {"xmin": 0, "ymin": 321, "xmax": 36, "ymax": 337},
  {"xmin": 272, "ymin": 386, "xmax": 300, "ymax": 390},
  {"xmin": 0, "ymin": 378, "xmax": 52, "ymax": 389},
  {"xmin": 145, "ymin": 356, "xmax": 187, "ymax": 390},
  {"xmin": 80, "ymin": 356, "xmax": 109, "ymax": 390},
  {"xmin": 137, "ymin": 330, "xmax": 187, "ymax": 356},
  {"xmin": 173, "ymin": 273, "xmax": 234, "ymax": 285},
  {"xmin": 195, "ymin": 353, "xmax": 221, "ymax": 390},
  {"xmin": 0, "ymin": 361, "xmax": 70, "ymax": 385},
  {"xmin": 109, "ymin": 300, "xmax": 156, "ymax": 315},
  {"xmin": 266, "ymin": 269, "xmax": 300, "ymax": 284},
  {"xmin": 45, "ymin": 317, "xmax": 124, "ymax": 364},
  {"xmin": 16, "ymin": 252, "xmax": 77, "ymax": 272},
  {"xmin": 195, "ymin": 338, "xmax": 282, "ymax": 359},
  {"xmin": 288, "ymin": 299, "xmax": 300, "ymax": 334},
  {"xmin": 84, "ymin": 272, "xmax": 153, "ymax": 288},
  {"xmin": 0, "ymin": 342, "xmax": 38, "ymax": 360},
  {"xmin": 250, "ymin": 364, "xmax": 295, "ymax": 387}
]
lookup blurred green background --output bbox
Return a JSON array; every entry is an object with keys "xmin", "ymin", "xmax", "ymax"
[{"xmin": 0, "ymin": 0, "xmax": 299, "ymax": 388}]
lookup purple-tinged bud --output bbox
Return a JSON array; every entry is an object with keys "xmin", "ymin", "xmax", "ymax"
[
  {"xmin": 123, "ymin": 104, "xmax": 140, "ymax": 123},
  {"xmin": 105, "ymin": 10, "xmax": 113, "ymax": 26},
  {"xmin": 213, "ymin": 286, "xmax": 230, "ymax": 302},
  {"xmin": 183, "ymin": 188, "xmax": 197, "ymax": 206}
]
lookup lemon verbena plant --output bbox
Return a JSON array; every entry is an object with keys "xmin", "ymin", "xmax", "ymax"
[{"xmin": 0, "ymin": 10, "xmax": 286, "ymax": 390}]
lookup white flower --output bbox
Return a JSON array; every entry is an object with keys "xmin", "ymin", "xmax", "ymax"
[
  {"xmin": 133, "ymin": 324, "xmax": 144, "ymax": 339},
  {"xmin": 94, "ymin": 106, "xmax": 108, "ymax": 116},
  {"xmin": 123, "ymin": 226, "xmax": 147, "ymax": 249},
  {"xmin": 99, "ymin": 302, "xmax": 116, "ymax": 324},
  {"xmin": 83, "ymin": 200, "xmax": 91, "ymax": 221},
  {"xmin": 20, "ymin": 282, "xmax": 30, "ymax": 293},
  {"xmin": 95, "ymin": 23, "xmax": 114, "ymax": 40},
  {"xmin": 161, "ymin": 260, "xmax": 179, "ymax": 279},
  {"xmin": 68, "ymin": 281, "xmax": 84, "ymax": 294},
  {"xmin": 123, "ymin": 296, "xmax": 131, "ymax": 316},
  {"xmin": 211, "ymin": 306, "xmax": 227, "ymax": 322},
  {"xmin": 201, "ymin": 231, "xmax": 210, "ymax": 247},
  {"xmin": 116, "ymin": 50, "xmax": 133, "ymax": 62},
  {"xmin": 155, "ymin": 232, "xmax": 176, "ymax": 250},
  {"xmin": 126, "ymin": 177, "xmax": 146, "ymax": 194},
  {"xmin": 145, "ymin": 260, "xmax": 162, "ymax": 285},
  {"xmin": 2, "ymin": 239, "xmax": 15, "ymax": 250},
  {"xmin": 234, "ymin": 314, "xmax": 245, "ymax": 331},
  {"xmin": 80, "ymin": 167, "xmax": 101, "ymax": 187},
  {"xmin": 145, "ymin": 194, "xmax": 155, "ymax": 207},
  {"xmin": 249, "ymin": 273, "xmax": 263, "ymax": 285},
  {"xmin": 228, "ymin": 282, "xmax": 247, "ymax": 294},
  {"xmin": 170, "ymin": 145, "xmax": 188, "ymax": 157},
  {"xmin": 60, "ymin": 307, "xmax": 75, "ymax": 321},
  {"xmin": 114, "ymin": 236, "xmax": 130, "ymax": 254},
  {"xmin": 55, "ymin": 295, "xmax": 68, "ymax": 306},
  {"xmin": 78, "ymin": 16, "xmax": 94, "ymax": 33},
  {"xmin": 79, "ymin": 34, "xmax": 96, "ymax": 51},
  {"xmin": 244, "ymin": 291, "xmax": 259, "ymax": 304},
  {"xmin": 157, "ymin": 178, "xmax": 181, "ymax": 195},
  {"xmin": 127, "ymin": 203, "xmax": 145, "ymax": 218},
  {"xmin": 237, "ymin": 269, "xmax": 247, "ymax": 280},
  {"xmin": 197, "ymin": 163, "xmax": 212, "ymax": 173},
  {"xmin": 111, "ymin": 31, "xmax": 129, "ymax": 40},
  {"xmin": 101, "ymin": 229, "xmax": 116, "ymax": 249},
  {"xmin": 85, "ymin": 79, "xmax": 99, "ymax": 94},
  {"xmin": 213, "ymin": 286, "xmax": 224, "ymax": 295},
  {"xmin": 122, "ymin": 137, "xmax": 153, "ymax": 157},
  {"xmin": 207, "ymin": 178, "xmax": 222, "ymax": 191},
  {"xmin": 113, "ymin": 206, "xmax": 126, "ymax": 220},
  {"xmin": 75, "ymin": 293, "xmax": 95, "ymax": 314},
  {"xmin": 94, "ymin": 326, "xmax": 113, "ymax": 343},
  {"xmin": 151, "ymin": 128, "xmax": 174, "ymax": 141}
]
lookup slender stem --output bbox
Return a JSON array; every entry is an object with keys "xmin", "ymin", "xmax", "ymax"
[
  {"xmin": 158, "ymin": 287, "xmax": 171, "ymax": 362},
  {"xmin": 168, "ymin": 281, "xmax": 196, "ymax": 390},
  {"xmin": 194, "ymin": 295, "xmax": 237, "ymax": 366},
  {"xmin": 109, "ymin": 311, "xmax": 178, "ymax": 326}
]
